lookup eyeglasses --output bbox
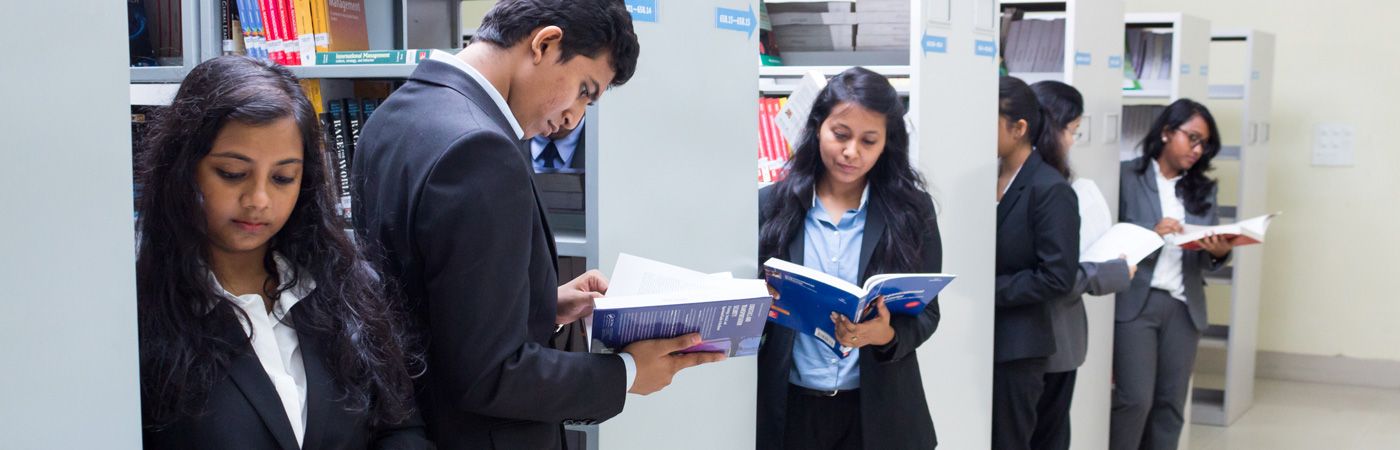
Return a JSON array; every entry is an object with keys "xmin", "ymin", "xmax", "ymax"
[{"xmin": 1173, "ymin": 128, "xmax": 1206, "ymax": 150}]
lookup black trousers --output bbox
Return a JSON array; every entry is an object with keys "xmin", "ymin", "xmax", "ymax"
[
  {"xmin": 783, "ymin": 385, "xmax": 863, "ymax": 450},
  {"xmin": 993, "ymin": 357, "xmax": 1049, "ymax": 450},
  {"xmin": 1030, "ymin": 369, "xmax": 1078, "ymax": 450},
  {"xmin": 1111, "ymin": 289, "xmax": 1202, "ymax": 450}
]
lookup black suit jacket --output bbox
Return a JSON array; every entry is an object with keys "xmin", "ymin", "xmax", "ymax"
[
  {"xmin": 351, "ymin": 59, "xmax": 626, "ymax": 449},
  {"xmin": 755, "ymin": 186, "xmax": 943, "ymax": 450},
  {"xmin": 142, "ymin": 296, "xmax": 432, "ymax": 450},
  {"xmin": 994, "ymin": 150, "xmax": 1080, "ymax": 363}
]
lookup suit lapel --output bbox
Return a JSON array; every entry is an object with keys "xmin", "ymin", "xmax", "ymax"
[
  {"xmin": 997, "ymin": 151, "xmax": 1042, "ymax": 227},
  {"xmin": 570, "ymin": 126, "xmax": 586, "ymax": 170},
  {"xmin": 298, "ymin": 304, "xmax": 331, "ymax": 450},
  {"xmin": 858, "ymin": 195, "xmax": 885, "ymax": 281},
  {"xmin": 1137, "ymin": 159, "xmax": 1164, "ymax": 226},
  {"xmin": 225, "ymin": 348, "xmax": 300, "ymax": 450}
]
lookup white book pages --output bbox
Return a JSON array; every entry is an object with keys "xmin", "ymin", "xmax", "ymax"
[{"xmin": 1081, "ymin": 223, "xmax": 1165, "ymax": 265}]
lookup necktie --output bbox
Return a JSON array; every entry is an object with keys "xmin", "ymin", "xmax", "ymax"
[{"xmin": 539, "ymin": 141, "xmax": 561, "ymax": 169}]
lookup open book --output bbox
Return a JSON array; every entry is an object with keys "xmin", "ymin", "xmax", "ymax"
[
  {"xmin": 762, "ymin": 258, "xmax": 955, "ymax": 358},
  {"xmin": 1081, "ymin": 223, "xmax": 1164, "ymax": 266},
  {"xmin": 1171, "ymin": 212, "xmax": 1281, "ymax": 250},
  {"xmin": 589, "ymin": 254, "xmax": 771, "ymax": 357}
]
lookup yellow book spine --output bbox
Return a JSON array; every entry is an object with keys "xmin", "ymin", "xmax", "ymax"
[
  {"xmin": 300, "ymin": 79, "xmax": 324, "ymax": 115},
  {"xmin": 294, "ymin": 0, "xmax": 316, "ymax": 64},
  {"xmin": 309, "ymin": 0, "xmax": 330, "ymax": 53}
]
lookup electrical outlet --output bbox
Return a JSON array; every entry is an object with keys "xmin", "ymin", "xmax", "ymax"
[{"xmin": 1312, "ymin": 124, "xmax": 1355, "ymax": 167}]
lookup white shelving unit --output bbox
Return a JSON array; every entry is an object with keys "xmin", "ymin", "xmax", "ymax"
[
  {"xmin": 587, "ymin": 1, "xmax": 759, "ymax": 449},
  {"xmin": 911, "ymin": 0, "xmax": 999, "ymax": 448},
  {"xmin": 1120, "ymin": 12, "xmax": 1211, "ymax": 159},
  {"xmin": 1002, "ymin": 0, "xmax": 1125, "ymax": 448},
  {"xmin": 1191, "ymin": 27, "xmax": 1276, "ymax": 427}
]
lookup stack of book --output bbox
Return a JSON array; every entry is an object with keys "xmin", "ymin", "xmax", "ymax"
[
  {"xmin": 221, "ymin": 0, "xmax": 370, "ymax": 66},
  {"xmin": 853, "ymin": 0, "xmax": 909, "ymax": 51},
  {"xmin": 1121, "ymin": 104, "xmax": 1167, "ymax": 160},
  {"xmin": 765, "ymin": 0, "xmax": 855, "ymax": 52},
  {"xmin": 1003, "ymin": 18, "xmax": 1067, "ymax": 73},
  {"xmin": 1124, "ymin": 29, "xmax": 1175, "ymax": 89},
  {"xmin": 758, "ymin": 97, "xmax": 794, "ymax": 185}
]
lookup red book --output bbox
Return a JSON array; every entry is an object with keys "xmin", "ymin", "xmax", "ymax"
[
  {"xmin": 279, "ymin": 0, "xmax": 300, "ymax": 65},
  {"xmin": 257, "ymin": 0, "xmax": 282, "ymax": 64}
]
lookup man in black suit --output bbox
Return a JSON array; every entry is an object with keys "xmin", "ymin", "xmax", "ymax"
[{"xmin": 351, "ymin": 1, "xmax": 725, "ymax": 448}]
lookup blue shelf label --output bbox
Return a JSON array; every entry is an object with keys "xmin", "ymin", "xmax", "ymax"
[
  {"xmin": 1200, "ymin": 65, "xmax": 1209, "ymax": 76},
  {"xmin": 1075, "ymin": 52, "xmax": 1092, "ymax": 66},
  {"xmin": 922, "ymin": 34, "xmax": 948, "ymax": 54},
  {"xmin": 1108, "ymin": 55, "xmax": 1123, "ymax": 69},
  {"xmin": 1181, "ymin": 64, "xmax": 1191, "ymax": 75},
  {"xmin": 974, "ymin": 40, "xmax": 996, "ymax": 57},
  {"xmin": 1252, "ymin": 69, "xmax": 1261, "ymax": 80},
  {"xmin": 626, "ymin": 0, "xmax": 657, "ymax": 23},
  {"xmin": 716, "ymin": 5, "xmax": 756, "ymax": 37}
]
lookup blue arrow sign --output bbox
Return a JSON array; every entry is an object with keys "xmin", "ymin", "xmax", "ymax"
[
  {"xmin": 625, "ymin": 0, "xmax": 657, "ymax": 23},
  {"xmin": 1181, "ymin": 64, "xmax": 1191, "ymax": 75},
  {"xmin": 974, "ymin": 40, "xmax": 996, "ymax": 57},
  {"xmin": 1200, "ymin": 65, "xmax": 1209, "ymax": 76},
  {"xmin": 716, "ymin": 5, "xmax": 756, "ymax": 38},
  {"xmin": 922, "ymin": 34, "xmax": 948, "ymax": 54},
  {"xmin": 1075, "ymin": 52, "xmax": 1092, "ymax": 66},
  {"xmin": 1108, "ymin": 55, "xmax": 1123, "ymax": 69}
]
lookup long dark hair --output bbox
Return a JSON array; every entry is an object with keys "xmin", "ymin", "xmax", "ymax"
[
  {"xmin": 1134, "ymin": 98, "xmax": 1221, "ymax": 215},
  {"xmin": 136, "ymin": 55, "xmax": 417, "ymax": 428},
  {"xmin": 1000, "ymin": 76, "xmax": 1070, "ymax": 179},
  {"xmin": 760, "ymin": 67, "xmax": 934, "ymax": 275},
  {"xmin": 1030, "ymin": 80, "xmax": 1084, "ymax": 134}
]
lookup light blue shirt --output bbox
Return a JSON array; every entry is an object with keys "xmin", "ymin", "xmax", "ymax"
[
  {"xmin": 530, "ymin": 119, "xmax": 584, "ymax": 169},
  {"xmin": 789, "ymin": 185, "xmax": 869, "ymax": 391}
]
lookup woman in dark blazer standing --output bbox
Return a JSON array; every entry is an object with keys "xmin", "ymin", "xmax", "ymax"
[
  {"xmin": 992, "ymin": 77, "xmax": 1081, "ymax": 450},
  {"xmin": 757, "ymin": 67, "xmax": 943, "ymax": 450},
  {"xmin": 1111, "ymin": 99, "xmax": 1233, "ymax": 450},
  {"xmin": 135, "ymin": 56, "xmax": 429, "ymax": 449}
]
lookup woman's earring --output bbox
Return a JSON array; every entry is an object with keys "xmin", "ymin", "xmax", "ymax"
[{"xmin": 1162, "ymin": 136, "xmax": 1169, "ymax": 143}]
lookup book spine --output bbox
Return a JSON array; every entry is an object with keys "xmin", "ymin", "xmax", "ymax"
[
  {"xmin": 255, "ymin": 0, "xmax": 279, "ymax": 64},
  {"xmin": 328, "ymin": 101, "xmax": 352, "ymax": 220},
  {"xmin": 314, "ymin": 50, "xmax": 414, "ymax": 65},
  {"xmin": 346, "ymin": 99, "xmax": 363, "ymax": 164},
  {"xmin": 294, "ymin": 0, "xmax": 317, "ymax": 65},
  {"xmin": 279, "ymin": 0, "xmax": 300, "ymax": 65},
  {"xmin": 221, "ymin": 0, "xmax": 232, "ymax": 54},
  {"xmin": 310, "ymin": 0, "xmax": 330, "ymax": 53}
]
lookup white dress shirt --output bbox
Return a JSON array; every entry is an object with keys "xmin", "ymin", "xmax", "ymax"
[
  {"xmin": 210, "ymin": 253, "xmax": 314, "ymax": 447},
  {"xmin": 1149, "ymin": 159, "xmax": 1189, "ymax": 301},
  {"xmin": 427, "ymin": 50, "xmax": 636, "ymax": 391}
]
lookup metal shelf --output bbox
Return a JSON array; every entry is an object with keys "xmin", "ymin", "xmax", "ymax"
[
  {"xmin": 130, "ymin": 84, "xmax": 182, "ymax": 106},
  {"xmin": 1123, "ymin": 89, "xmax": 1172, "ymax": 99},
  {"xmin": 760, "ymin": 65, "xmax": 911, "ymax": 78},
  {"xmin": 1218, "ymin": 205, "xmax": 1237, "ymax": 221},
  {"xmin": 999, "ymin": 1, "xmax": 1068, "ymax": 12},
  {"xmin": 770, "ymin": 50, "xmax": 910, "ymax": 68},
  {"xmin": 1205, "ymin": 265, "xmax": 1233, "ymax": 285},
  {"xmin": 130, "ymin": 66, "xmax": 188, "ymax": 83},
  {"xmin": 1201, "ymin": 325, "xmax": 1230, "ymax": 350},
  {"xmin": 289, "ymin": 64, "xmax": 419, "ymax": 79},
  {"xmin": 1191, "ymin": 387, "xmax": 1227, "ymax": 425},
  {"xmin": 554, "ymin": 229, "xmax": 589, "ymax": 258},
  {"xmin": 1209, "ymin": 84, "xmax": 1245, "ymax": 100}
]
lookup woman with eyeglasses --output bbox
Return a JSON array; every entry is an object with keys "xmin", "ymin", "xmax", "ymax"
[{"xmin": 1110, "ymin": 99, "xmax": 1233, "ymax": 450}]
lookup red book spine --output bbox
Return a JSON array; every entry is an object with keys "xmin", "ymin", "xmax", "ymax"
[{"xmin": 279, "ymin": 0, "xmax": 300, "ymax": 65}]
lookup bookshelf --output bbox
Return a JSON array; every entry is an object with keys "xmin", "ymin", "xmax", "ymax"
[
  {"xmin": 129, "ymin": 0, "xmax": 201, "ymax": 82},
  {"xmin": 1001, "ymin": 0, "xmax": 1124, "ymax": 448},
  {"xmin": 910, "ymin": 1, "xmax": 998, "ymax": 448},
  {"xmin": 1120, "ymin": 12, "xmax": 1211, "ymax": 160},
  {"xmin": 1190, "ymin": 28, "xmax": 1276, "ymax": 428}
]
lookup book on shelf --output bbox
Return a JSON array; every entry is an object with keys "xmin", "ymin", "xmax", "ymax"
[
  {"xmin": 1170, "ymin": 212, "xmax": 1281, "ymax": 250},
  {"xmin": 758, "ymin": 97, "xmax": 793, "ymax": 184},
  {"xmin": 293, "ymin": 0, "xmax": 317, "ymax": 65},
  {"xmin": 314, "ymin": 49, "xmax": 432, "ymax": 65},
  {"xmin": 589, "ymin": 254, "xmax": 772, "ymax": 358},
  {"xmin": 1081, "ymin": 223, "xmax": 1164, "ymax": 266},
  {"xmin": 763, "ymin": 258, "xmax": 955, "ymax": 358},
  {"xmin": 325, "ymin": 100, "xmax": 353, "ymax": 220},
  {"xmin": 774, "ymin": 70, "xmax": 825, "ymax": 147},
  {"xmin": 1003, "ymin": 18, "xmax": 1065, "ymax": 73}
]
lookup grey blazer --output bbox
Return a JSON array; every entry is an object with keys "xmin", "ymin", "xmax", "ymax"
[
  {"xmin": 1115, "ymin": 158, "xmax": 1231, "ymax": 332},
  {"xmin": 1045, "ymin": 259, "xmax": 1132, "ymax": 373}
]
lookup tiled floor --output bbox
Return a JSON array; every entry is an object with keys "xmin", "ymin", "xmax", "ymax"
[{"xmin": 1188, "ymin": 379, "xmax": 1400, "ymax": 449}]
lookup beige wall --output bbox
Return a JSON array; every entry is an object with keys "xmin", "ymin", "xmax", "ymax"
[{"xmin": 1126, "ymin": 0, "xmax": 1400, "ymax": 361}]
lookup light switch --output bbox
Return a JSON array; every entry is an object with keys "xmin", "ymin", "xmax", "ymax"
[{"xmin": 1312, "ymin": 123, "xmax": 1355, "ymax": 167}]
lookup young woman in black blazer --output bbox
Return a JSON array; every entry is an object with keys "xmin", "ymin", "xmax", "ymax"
[
  {"xmin": 992, "ymin": 77, "xmax": 1081, "ymax": 450},
  {"xmin": 757, "ymin": 67, "xmax": 943, "ymax": 450},
  {"xmin": 135, "ymin": 56, "xmax": 428, "ymax": 449},
  {"xmin": 1110, "ymin": 99, "xmax": 1234, "ymax": 450},
  {"xmin": 1026, "ymin": 80, "xmax": 1138, "ymax": 450}
]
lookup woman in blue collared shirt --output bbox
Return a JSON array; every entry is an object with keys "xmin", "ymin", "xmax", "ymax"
[{"xmin": 756, "ymin": 67, "xmax": 944, "ymax": 450}]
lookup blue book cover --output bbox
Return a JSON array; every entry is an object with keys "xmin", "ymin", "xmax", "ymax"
[
  {"xmin": 762, "ymin": 258, "xmax": 955, "ymax": 358},
  {"xmin": 590, "ymin": 280, "xmax": 772, "ymax": 357}
]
